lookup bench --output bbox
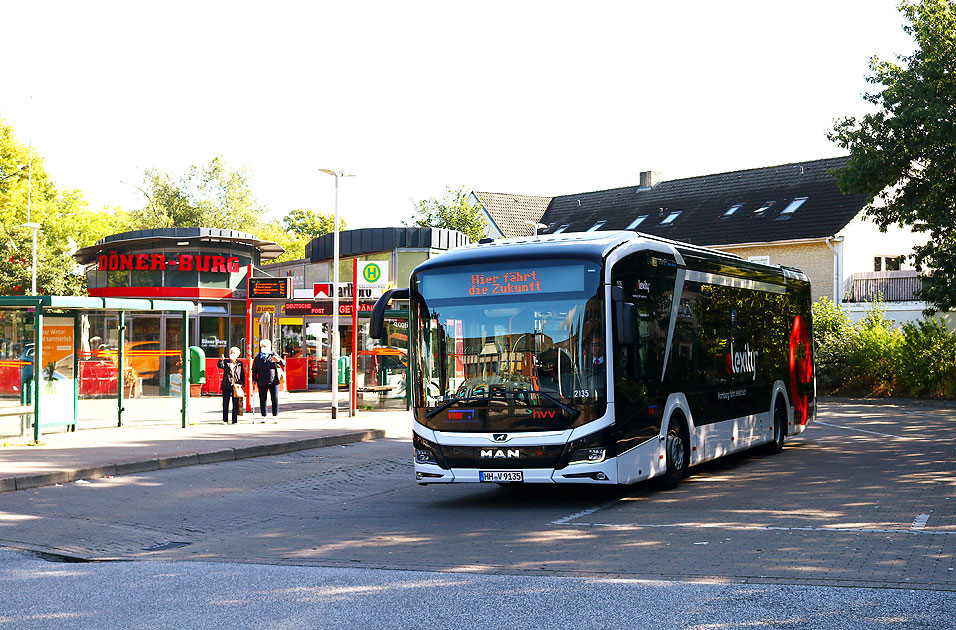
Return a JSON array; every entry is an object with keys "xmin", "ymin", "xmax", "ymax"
[
  {"xmin": 0, "ymin": 405, "xmax": 34, "ymax": 438},
  {"xmin": 357, "ymin": 385, "xmax": 396, "ymax": 407}
]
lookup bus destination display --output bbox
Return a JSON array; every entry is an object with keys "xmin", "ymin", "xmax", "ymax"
[
  {"xmin": 249, "ymin": 278, "xmax": 289, "ymax": 299},
  {"xmin": 421, "ymin": 265, "xmax": 585, "ymax": 298}
]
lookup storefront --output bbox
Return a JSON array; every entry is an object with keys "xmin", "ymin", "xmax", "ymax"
[{"xmin": 74, "ymin": 226, "xmax": 468, "ymax": 406}]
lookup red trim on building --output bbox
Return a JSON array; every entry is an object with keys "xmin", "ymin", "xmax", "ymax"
[{"xmin": 89, "ymin": 287, "xmax": 235, "ymax": 299}]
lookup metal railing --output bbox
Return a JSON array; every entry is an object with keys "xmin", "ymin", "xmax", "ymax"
[{"xmin": 845, "ymin": 270, "xmax": 923, "ymax": 303}]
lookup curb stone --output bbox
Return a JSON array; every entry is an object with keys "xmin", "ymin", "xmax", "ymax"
[{"xmin": 2, "ymin": 429, "xmax": 385, "ymax": 493}]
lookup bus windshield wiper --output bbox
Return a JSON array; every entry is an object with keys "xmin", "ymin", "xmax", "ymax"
[
  {"xmin": 515, "ymin": 390, "xmax": 580, "ymax": 417},
  {"xmin": 426, "ymin": 396, "xmax": 490, "ymax": 419}
]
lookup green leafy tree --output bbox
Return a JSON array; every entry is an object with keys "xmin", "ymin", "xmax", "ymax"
[
  {"xmin": 256, "ymin": 220, "xmax": 308, "ymax": 264},
  {"xmin": 129, "ymin": 156, "xmax": 265, "ymax": 231},
  {"xmin": 828, "ymin": 0, "xmax": 956, "ymax": 314},
  {"xmin": 0, "ymin": 118, "xmax": 116, "ymax": 296},
  {"xmin": 407, "ymin": 186, "xmax": 484, "ymax": 242},
  {"xmin": 282, "ymin": 208, "xmax": 342, "ymax": 238}
]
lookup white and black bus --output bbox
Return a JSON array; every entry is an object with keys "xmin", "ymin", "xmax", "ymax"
[{"xmin": 371, "ymin": 231, "xmax": 815, "ymax": 487}]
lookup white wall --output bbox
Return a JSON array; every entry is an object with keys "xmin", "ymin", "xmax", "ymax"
[{"xmin": 838, "ymin": 210, "xmax": 926, "ymax": 281}]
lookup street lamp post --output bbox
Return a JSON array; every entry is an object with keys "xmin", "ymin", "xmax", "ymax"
[
  {"xmin": 319, "ymin": 169, "xmax": 354, "ymax": 419},
  {"xmin": 21, "ymin": 222, "xmax": 40, "ymax": 295}
]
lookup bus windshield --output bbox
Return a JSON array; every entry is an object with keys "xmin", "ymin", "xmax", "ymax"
[{"xmin": 413, "ymin": 260, "xmax": 606, "ymax": 416}]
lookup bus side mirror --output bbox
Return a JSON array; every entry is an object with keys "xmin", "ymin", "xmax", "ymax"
[
  {"xmin": 612, "ymin": 286, "xmax": 636, "ymax": 345},
  {"xmin": 371, "ymin": 288, "xmax": 410, "ymax": 340}
]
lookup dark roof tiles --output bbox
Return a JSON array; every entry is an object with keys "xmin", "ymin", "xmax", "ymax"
[{"xmin": 540, "ymin": 157, "xmax": 867, "ymax": 246}]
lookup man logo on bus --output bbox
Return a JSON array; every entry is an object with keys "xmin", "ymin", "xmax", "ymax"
[
  {"xmin": 362, "ymin": 263, "xmax": 382, "ymax": 284},
  {"xmin": 726, "ymin": 341, "xmax": 759, "ymax": 380}
]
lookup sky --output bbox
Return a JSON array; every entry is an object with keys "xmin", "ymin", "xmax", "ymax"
[{"xmin": 1, "ymin": 1, "xmax": 916, "ymax": 231}]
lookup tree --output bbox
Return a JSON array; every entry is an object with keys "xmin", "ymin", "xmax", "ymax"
[
  {"xmin": 828, "ymin": 0, "xmax": 956, "ymax": 313},
  {"xmin": 407, "ymin": 186, "xmax": 485, "ymax": 242},
  {"xmin": 128, "ymin": 156, "xmax": 265, "ymax": 231},
  {"xmin": 0, "ymin": 118, "xmax": 116, "ymax": 296},
  {"xmin": 282, "ymin": 208, "xmax": 342, "ymax": 239}
]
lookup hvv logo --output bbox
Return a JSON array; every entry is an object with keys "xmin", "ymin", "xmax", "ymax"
[
  {"xmin": 533, "ymin": 410, "xmax": 557, "ymax": 419},
  {"xmin": 447, "ymin": 410, "xmax": 476, "ymax": 421}
]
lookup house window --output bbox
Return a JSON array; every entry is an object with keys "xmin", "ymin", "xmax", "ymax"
[
  {"xmin": 780, "ymin": 197, "xmax": 808, "ymax": 215},
  {"xmin": 722, "ymin": 204, "xmax": 743, "ymax": 218},
  {"xmin": 587, "ymin": 220, "xmax": 606, "ymax": 232},
  {"xmin": 874, "ymin": 255, "xmax": 904, "ymax": 271},
  {"xmin": 660, "ymin": 211, "xmax": 681, "ymax": 225},
  {"xmin": 627, "ymin": 215, "xmax": 648, "ymax": 229},
  {"xmin": 753, "ymin": 201, "xmax": 775, "ymax": 215},
  {"xmin": 748, "ymin": 255, "xmax": 770, "ymax": 265},
  {"xmin": 553, "ymin": 224, "xmax": 570, "ymax": 234}
]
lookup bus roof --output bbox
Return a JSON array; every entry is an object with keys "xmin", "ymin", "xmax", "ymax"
[{"xmin": 415, "ymin": 231, "xmax": 807, "ymax": 282}]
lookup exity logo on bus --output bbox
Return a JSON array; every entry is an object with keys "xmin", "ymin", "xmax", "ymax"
[{"xmin": 726, "ymin": 341, "xmax": 759, "ymax": 380}]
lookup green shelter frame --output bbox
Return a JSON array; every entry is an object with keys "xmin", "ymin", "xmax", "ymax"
[{"xmin": 0, "ymin": 296, "xmax": 195, "ymax": 441}]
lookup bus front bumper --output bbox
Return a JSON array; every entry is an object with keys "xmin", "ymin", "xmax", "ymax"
[{"xmin": 414, "ymin": 459, "xmax": 618, "ymax": 484}]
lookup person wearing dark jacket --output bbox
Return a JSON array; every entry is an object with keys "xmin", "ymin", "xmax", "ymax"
[
  {"xmin": 252, "ymin": 338, "xmax": 285, "ymax": 421},
  {"xmin": 217, "ymin": 346, "xmax": 246, "ymax": 424}
]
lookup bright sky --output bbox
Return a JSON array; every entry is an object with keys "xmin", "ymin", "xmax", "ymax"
[{"xmin": 2, "ymin": 1, "xmax": 914, "ymax": 231}]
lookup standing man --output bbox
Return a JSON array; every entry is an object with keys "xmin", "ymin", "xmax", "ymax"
[{"xmin": 252, "ymin": 338, "xmax": 285, "ymax": 422}]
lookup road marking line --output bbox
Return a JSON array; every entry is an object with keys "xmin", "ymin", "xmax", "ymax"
[
  {"xmin": 815, "ymin": 421, "xmax": 912, "ymax": 440},
  {"xmin": 551, "ymin": 498, "xmax": 624, "ymax": 525},
  {"xmin": 911, "ymin": 514, "xmax": 930, "ymax": 531},
  {"xmin": 563, "ymin": 522, "xmax": 956, "ymax": 535}
]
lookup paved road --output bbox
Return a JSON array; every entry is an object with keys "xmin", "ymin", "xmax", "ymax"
[
  {"xmin": 0, "ymin": 400, "xmax": 954, "ymax": 627},
  {"xmin": 1, "ymin": 548, "xmax": 952, "ymax": 630}
]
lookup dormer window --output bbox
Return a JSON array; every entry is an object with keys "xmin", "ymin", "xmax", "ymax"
[
  {"xmin": 553, "ymin": 224, "xmax": 570, "ymax": 234},
  {"xmin": 660, "ymin": 211, "xmax": 681, "ymax": 225},
  {"xmin": 722, "ymin": 204, "xmax": 743, "ymax": 218},
  {"xmin": 627, "ymin": 215, "xmax": 648, "ymax": 229},
  {"xmin": 753, "ymin": 201, "xmax": 775, "ymax": 215},
  {"xmin": 780, "ymin": 197, "xmax": 808, "ymax": 215},
  {"xmin": 586, "ymin": 220, "xmax": 607, "ymax": 232}
]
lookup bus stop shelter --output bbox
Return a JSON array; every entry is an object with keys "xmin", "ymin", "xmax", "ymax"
[{"xmin": 0, "ymin": 296, "xmax": 195, "ymax": 441}]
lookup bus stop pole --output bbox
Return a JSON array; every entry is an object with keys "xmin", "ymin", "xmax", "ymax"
[
  {"xmin": 33, "ymin": 308, "xmax": 42, "ymax": 443},
  {"xmin": 351, "ymin": 258, "xmax": 358, "ymax": 416},
  {"xmin": 245, "ymin": 264, "xmax": 253, "ymax": 413},
  {"xmin": 117, "ymin": 311, "xmax": 125, "ymax": 427},
  {"xmin": 181, "ymin": 309, "xmax": 189, "ymax": 428},
  {"xmin": 72, "ymin": 313, "xmax": 79, "ymax": 431}
]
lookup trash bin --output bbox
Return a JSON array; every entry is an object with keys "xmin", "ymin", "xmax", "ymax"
[{"xmin": 337, "ymin": 356, "xmax": 350, "ymax": 387}]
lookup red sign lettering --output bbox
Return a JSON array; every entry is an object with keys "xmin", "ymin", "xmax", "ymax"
[{"xmin": 96, "ymin": 252, "xmax": 244, "ymax": 276}]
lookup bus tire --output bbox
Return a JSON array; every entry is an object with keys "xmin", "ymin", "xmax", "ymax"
[
  {"xmin": 765, "ymin": 398, "xmax": 787, "ymax": 455},
  {"xmin": 658, "ymin": 415, "xmax": 688, "ymax": 490}
]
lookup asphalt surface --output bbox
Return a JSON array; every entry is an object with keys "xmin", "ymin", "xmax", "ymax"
[
  {"xmin": 1, "ymin": 548, "xmax": 952, "ymax": 630},
  {"xmin": 0, "ymin": 399, "xmax": 954, "ymax": 627}
]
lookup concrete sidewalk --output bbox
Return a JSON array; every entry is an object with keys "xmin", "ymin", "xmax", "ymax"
[{"xmin": 0, "ymin": 390, "xmax": 412, "ymax": 493}]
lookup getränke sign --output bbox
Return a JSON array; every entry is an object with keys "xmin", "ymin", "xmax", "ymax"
[{"xmin": 98, "ymin": 252, "xmax": 241, "ymax": 273}]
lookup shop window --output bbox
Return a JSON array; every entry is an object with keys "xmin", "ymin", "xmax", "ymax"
[
  {"xmin": 107, "ymin": 270, "xmax": 130, "ymax": 287},
  {"xmin": 199, "ymin": 317, "xmax": 228, "ymax": 355},
  {"xmin": 131, "ymin": 269, "xmax": 163, "ymax": 288},
  {"xmin": 166, "ymin": 268, "xmax": 197, "ymax": 289},
  {"xmin": 230, "ymin": 318, "xmax": 246, "ymax": 356}
]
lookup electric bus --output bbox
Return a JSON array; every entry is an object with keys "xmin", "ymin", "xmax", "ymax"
[{"xmin": 370, "ymin": 230, "xmax": 815, "ymax": 487}]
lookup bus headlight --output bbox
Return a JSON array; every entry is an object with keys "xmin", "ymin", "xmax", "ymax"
[
  {"xmin": 569, "ymin": 447, "xmax": 606, "ymax": 465},
  {"xmin": 413, "ymin": 433, "xmax": 447, "ymax": 468},
  {"xmin": 561, "ymin": 428, "xmax": 612, "ymax": 467}
]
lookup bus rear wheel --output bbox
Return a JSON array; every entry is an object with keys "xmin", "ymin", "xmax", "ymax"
[
  {"xmin": 765, "ymin": 400, "xmax": 787, "ymax": 455},
  {"xmin": 658, "ymin": 417, "xmax": 688, "ymax": 490}
]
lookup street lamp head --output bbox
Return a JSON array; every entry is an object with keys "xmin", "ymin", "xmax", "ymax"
[{"xmin": 319, "ymin": 169, "xmax": 356, "ymax": 178}]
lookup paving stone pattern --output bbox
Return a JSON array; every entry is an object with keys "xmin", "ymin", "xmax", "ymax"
[{"xmin": 0, "ymin": 402, "xmax": 953, "ymax": 591}]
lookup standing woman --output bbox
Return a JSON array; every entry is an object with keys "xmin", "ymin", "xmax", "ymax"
[
  {"xmin": 217, "ymin": 346, "xmax": 246, "ymax": 424},
  {"xmin": 252, "ymin": 338, "xmax": 285, "ymax": 421}
]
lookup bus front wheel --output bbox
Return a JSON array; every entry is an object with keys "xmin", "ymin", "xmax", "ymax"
[{"xmin": 658, "ymin": 416, "xmax": 688, "ymax": 490}]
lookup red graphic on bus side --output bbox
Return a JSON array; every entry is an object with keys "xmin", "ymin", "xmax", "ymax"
[{"xmin": 788, "ymin": 315, "xmax": 813, "ymax": 425}]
